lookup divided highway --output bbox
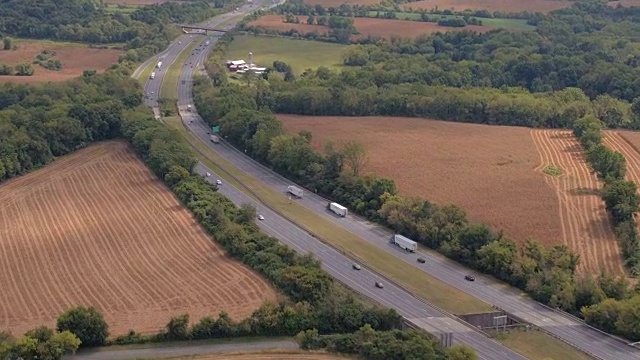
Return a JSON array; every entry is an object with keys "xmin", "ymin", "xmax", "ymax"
[{"xmin": 143, "ymin": 4, "xmax": 638, "ymax": 360}]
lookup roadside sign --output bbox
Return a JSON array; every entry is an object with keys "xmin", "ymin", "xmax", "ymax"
[{"xmin": 212, "ymin": 125, "xmax": 220, "ymax": 134}]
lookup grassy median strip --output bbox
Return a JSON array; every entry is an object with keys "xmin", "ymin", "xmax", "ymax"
[
  {"xmin": 137, "ymin": 57, "xmax": 158, "ymax": 84},
  {"xmin": 161, "ymin": 39, "xmax": 203, "ymax": 99},
  {"xmin": 164, "ymin": 113, "xmax": 490, "ymax": 314},
  {"xmin": 489, "ymin": 329, "xmax": 595, "ymax": 360}
]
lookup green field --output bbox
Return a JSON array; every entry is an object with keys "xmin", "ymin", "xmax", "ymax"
[
  {"xmin": 104, "ymin": 4, "xmax": 140, "ymax": 14},
  {"xmin": 225, "ymin": 36, "xmax": 346, "ymax": 74},
  {"xmin": 489, "ymin": 328, "xmax": 595, "ymax": 360},
  {"xmin": 367, "ymin": 12, "xmax": 535, "ymax": 31}
]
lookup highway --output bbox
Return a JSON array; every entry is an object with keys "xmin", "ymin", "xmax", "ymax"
[
  {"xmin": 143, "ymin": 3, "xmax": 638, "ymax": 360},
  {"xmin": 164, "ymin": 10, "xmax": 528, "ymax": 360}
]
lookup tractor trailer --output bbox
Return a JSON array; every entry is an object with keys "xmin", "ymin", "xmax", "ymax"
[
  {"xmin": 287, "ymin": 185, "xmax": 303, "ymax": 198},
  {"xmin": 157, "ymin": 61, "xmax": 162, "ymax": 68},
  {"xmin": 390, "ymin": 234, "xmax": 418, "ymax": 252},
  {"xmin": 150, "ymin": 71, "xmax": 155, "ymax": 79},
  {"xmin": 328, "ymin": 202, "xmax": 348, "ymax": 217},
  {"xmin": 210, "ymin": 135, "xmax": 220, "ymax": 143}
]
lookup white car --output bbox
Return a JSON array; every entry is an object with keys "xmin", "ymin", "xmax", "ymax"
[
  {"xmin": 258, "ymin": 215, "xmax": 265, "ymax": 221},
  {"xmin": 216, "ymin": 179, "xmax": 222, "ymax": 185},
  {"xmin": 206, "ymin": 172, "xmax": 210, "ymax": 177}
]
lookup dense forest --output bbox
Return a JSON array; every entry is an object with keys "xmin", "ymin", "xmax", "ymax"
[
  {"xmin": 193, "ymin": 27, "xmax": 640, "ymax": 340},
  {"xmin": 242, "ymin": 0, "xmax": 640, "ymax": 107}
]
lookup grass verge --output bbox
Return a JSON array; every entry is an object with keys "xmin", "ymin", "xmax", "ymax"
[
  {"xmin": 98, "ymin": 336, "xmax": 292, "ymax": 352},
  {"xmin": 225, "ymin": 36, "xmax": 346, "ymax": 74},
  {"xmin": 488, "ymin": 328, "xmax": 595, "ymax": 360},
  {"xmin": 138, "ymin": 57, "xmax": 158, "ymax": 84},
  {"xmin": 161, "ymin": 39, "xmax": 203, "ymax": 99},
  {"xmin": 163, "ymin": 112, "xmax": 491, "ymax": 315}
]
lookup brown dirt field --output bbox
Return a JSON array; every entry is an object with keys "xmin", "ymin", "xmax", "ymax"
[
  {"xmin": 279, "ymin": 115, "xmax": 624, "ymax": 275},
  {"xmin": 609, "ymin": 0, "xmax": 640, "ymax": 7},
  {"xmin": 0, "ymin": 141, "xmax": 277, "ymax": 337},
  {"xmin": 279, "ymin": 115, "xmax": 561, "ymax": 247},
  {"xmin": 404, "ymin": 0, "xmax": 574, "ymax": 13},
  {"xmin": 249, "ymin": 15, "xmax": 492, "ymax": 39},
  {"xmin": 529, "ymin": 130, "xmax": 623, "ymax": 275},
  {"xmin": 0, "ymin": 41, "xmax": 122, "ymax": 84},
  {"xmin": 169, "ymin": 351, "xmax": 352, "ymax": 360}
]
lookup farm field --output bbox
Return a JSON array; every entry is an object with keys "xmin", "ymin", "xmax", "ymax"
[
  {"xmin": 226, "ymin": 35, "xmax": 346, "ymax": 73},
  {"xmin": 369, "ymin": 12, "xmax": 534, "ymax": 31},
  {"xmin": 104, "ymin": 0, "xmax": 165, "ymax": 4},
  {"xmin": 161, "ymin": 352, "xmax": 352, "ymax": 360},
  {"xmin": 248, "ymin": 15, "xmax": 492, "ymax": 40},
  {"xmin": 0, "ymin": 39, "xmax": 122, "ymax": 83},
  {"xmin": 279, "ymin": 115, "xmax": 624, "ymax": 275},
  {"xmin": 303, "ymin": 0, "xmax": 381, "ymax": 6},
  {"xmin": 0, "ymin": 141, "xmax": 277, "ymax": 336},
  {"xmin": 404, "ymin": 0, "xmax": 574, "ymax": 13}
]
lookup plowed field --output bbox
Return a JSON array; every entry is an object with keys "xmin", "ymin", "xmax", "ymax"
[
  {"xmin": 0, "ymin": 40, "xmax": 122, "ymax": 83},
  {"xmin": 0, "ymin": 141, "xmax": 277, "ymax": 336},
  {"xmin": 248, "ymin": 15, "xmax": 492, "ymax": 39},
  {"xmin": 531, "ymin": 130, "xmax": 623, "ymax": 274},
  {"xmin": 404, "ymin": 0, "xmax": 574, "ymax": 13},
  {"xmin": 279, "ymin": 115, "xmax": 624, "ymax": 275}
]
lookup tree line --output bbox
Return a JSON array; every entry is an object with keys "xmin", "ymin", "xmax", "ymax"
[
  {"xmin": 194, "ymin": 31, "xmax": 640, "ymax": 341},
  {"xmin": 242, "ymin": 0, "xmax": 640, "ymax": 106}
]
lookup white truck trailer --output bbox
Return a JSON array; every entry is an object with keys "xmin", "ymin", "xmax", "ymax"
[
  {"xmin": 287, "ymin": 185, "xmax": 303, "ymax": 198},
  {"xmin": 157, "ymin": 61, "xmax": 162, "ymax": 68},
  {"xmin": 328, "ymin": 202, "xmax": 348, "ymax": 217},
  {"xmin": 210, "ymin": 135, "xmax": 220, "ymax": 143},
  {"xmin": 187, "ymin": 104, "xmax": 192, "ymax": 112},
  {"xmin": 390, "ymin": 234, "xmax": 417, "ymax": 252},
  {"xmin": 150, "ymin": 71, "xmax": 155, "ymax": 79}
]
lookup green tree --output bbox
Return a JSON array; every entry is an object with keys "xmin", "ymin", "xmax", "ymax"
[
  {"xmin": 3, "ymin": 37, "xmax": 11, "ymax": 50},
  {"xmin": 446, "ymin": 344, "xmax": 478, "ymax": 360},
  {"xmin": 342, "ymin": 141, "xmax": 368, "ymax": 177},
  {"xmin": 56, "ymin": 306, "xmax": 109, "ymax": 347},
  {"xmin": 165, "ymin": 314, "xmax": 190, "ymax": 340}
]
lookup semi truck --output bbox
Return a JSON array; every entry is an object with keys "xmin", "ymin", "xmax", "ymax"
[
  {"xmin": 157, "ymin": 61, "xmax": 162, "ymax": 68},
  {"xmin": 390, "ymin": 234, "xmax": 418, "ymax": 252},
  {"xmin": 287, "ymin": 185, "xmax": 303, "ymax": 198},
  {"xmin": 150, "ymin": 71, "xmax": 155, "ymax": 79},
  {"xmin": 210, "ymin": 135, "xmax": 220, "ymax": 143},
  {"xmin": 328, "ymin": 202, "xmax": 348, "ymax": 217}
]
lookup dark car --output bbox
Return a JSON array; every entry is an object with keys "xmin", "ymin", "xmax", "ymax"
[
  {"xmin": 464, "ymin": 275, "xmax": 475, "ymax": 282},
  {"xmin": 417, "ymin": 257, "xmax": 426, "ymax": 263}
]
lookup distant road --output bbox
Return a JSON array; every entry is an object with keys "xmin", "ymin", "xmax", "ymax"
[{"xmin": 63, "ymin": 339, "xmax": 298, "ymax": 360}]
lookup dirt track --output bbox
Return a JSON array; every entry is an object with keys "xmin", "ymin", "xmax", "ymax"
[{"xmin": 0, "ymin": 141, "xmax": 277, "ymax": 336}]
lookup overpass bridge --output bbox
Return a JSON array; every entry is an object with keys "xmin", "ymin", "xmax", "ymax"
[{"xmin": 177, "ymin": 24, "xmax": 228, "ymax": 35}]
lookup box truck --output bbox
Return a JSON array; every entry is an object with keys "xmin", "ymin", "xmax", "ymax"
[
  {"xmin": 150, "ymin": 71, "xmax": 155, "ymax": 79},
  {"xmin": 328, "ymin": 202, "xmax": 348, "ymax": 217},
  {"xmin": 210, "ymin": 135, "xmax": 220, "ymax": 143},
  {"xmin": 157, "ymin": 61, "xmax": 162, "ymax": 69},
  {"xmin": 287, "ymin": 185, "xmax": 303, "ymax": 198},
  {"xmin": 390, "ymin": 234, "xmax": 417, "ymax": 252}
]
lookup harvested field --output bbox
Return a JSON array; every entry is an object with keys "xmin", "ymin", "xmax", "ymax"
[
  {"xmin": 404, "ymin": 0, "xmax": 574, "ymax": 13},
  {"xmin": 0, "ymin": 141, "xmax": 277, "ymax": 336},
  {"xmin": 280, "ymin": 115, "xmax": 625, "ymax": 274},
  {"xmin": 531, "ymin": 130, "xmax": 623, "ymax": 275},
  {"xmin": 166, "ymin": 351, "xmax": 351, "ymax": 360},
  {"xmin": 279, "ymin": 115, "xmax": 561, "ymax": 249},
  {"xmin": 0, "ymin": 40, "xmax": 122, "ymax": 83},
  {"xmin": 248, "ymin": 15, "xmax": 492, "ymax": 39},
  {"xmin": 608, "ymin": 0, "xmax": 640, "ymax": 6}
]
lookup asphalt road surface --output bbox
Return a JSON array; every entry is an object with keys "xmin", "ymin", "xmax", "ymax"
[
  {"xmin": 144, "ymin": 3, "xmax": 638, "ymax": 360},
  {"xmin": 64, "ymin": 339, "xmax": 298, "ymax": 360}
]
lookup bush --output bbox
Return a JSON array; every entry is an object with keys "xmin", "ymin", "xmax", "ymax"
[{"xmin": 56, "ymin": 306, "xmax": 109, "ymax": 347}]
